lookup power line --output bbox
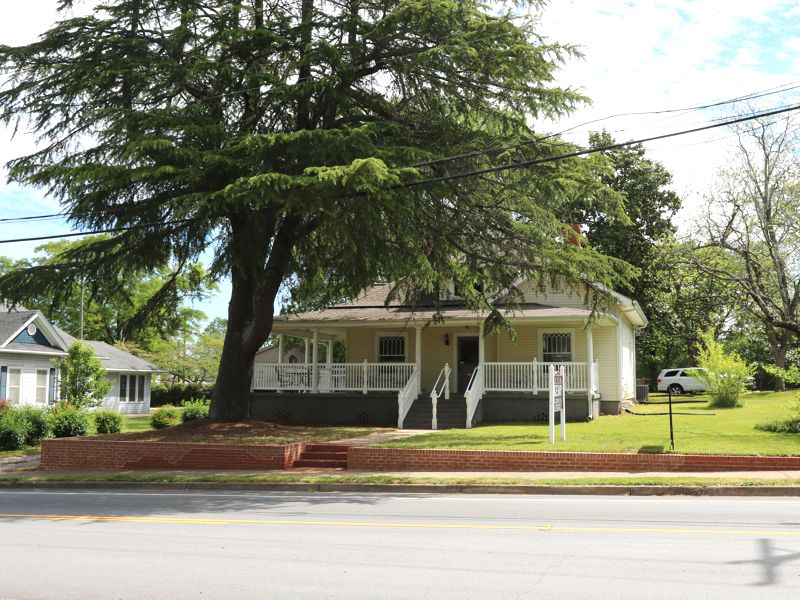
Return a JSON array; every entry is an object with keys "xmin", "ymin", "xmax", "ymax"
[
  {"xmin": 0, "ymin": 218, "xmax": 196, "ymax": 245},
  {"xmin": 399, "ymin": 103, "xmax": 800, "ymax": 190},
  {"xmin": 4, "ymin": 83, "xmax": 800, "ymax": 226},
  {"xmin": 410, "ymin": 81, "xmax": 800, "ymax": 169},
  {"xmin": 2, "ymin": 97, "xmax": 799, "ymax": 239}
]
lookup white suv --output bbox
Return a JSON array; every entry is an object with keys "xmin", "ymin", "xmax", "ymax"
[{"xmin": 656, "ymin": 368, "xmax": 706, "ymax": 395}]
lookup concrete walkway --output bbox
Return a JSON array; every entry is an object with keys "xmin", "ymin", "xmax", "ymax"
[
  {"xmin": 332, "ymin": 429, "xmax": 431, "ymax": 446},
  {"xmin": 0, "ymin": 454, "xmax": 40, "ymax": 473}
]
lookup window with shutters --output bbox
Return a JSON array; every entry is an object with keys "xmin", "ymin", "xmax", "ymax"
[
  {"xmin": 378, "ymin": 335, "xmax": 406, "ymax": 363},
  {"xmin": 541, "ymin": 332, "xmax": 573, "ymax": 362}
]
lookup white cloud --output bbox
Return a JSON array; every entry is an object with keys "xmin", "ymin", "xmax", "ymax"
[{"xmin": 537, "ymin": 0, "xmax": 800, "ymax": 229}]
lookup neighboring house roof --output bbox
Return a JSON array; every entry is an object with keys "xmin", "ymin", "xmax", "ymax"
[
  {"xmin": 0, "ymin": 303, "xmax": 160, "ymax": 371},
  {"xmin": 56, "ymin": 328, "xmax": 161, "ymax": 373}
]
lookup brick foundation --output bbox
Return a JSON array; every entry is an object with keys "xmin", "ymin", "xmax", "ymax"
[
  {"xmin": 347, "ymin": 447, "xmax": 800, "ymax": 472},
  {"xmin": 41, "ymin": 438, "xmax": 307, "ymax": 471}
]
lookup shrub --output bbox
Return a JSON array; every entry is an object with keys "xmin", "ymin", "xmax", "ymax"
[
  {"xmin": 0, "ymin": 408, "xmax": 28, "ymax": 450},
  {"xmin": 691, "ymin": 330, "xmax": 754, "ymax": 408},
  {"xmin": 180, "ymin": 399, "xmax": 210, "ymax": 422},
  {"xmin": 49, "ymin": 404, "xmax": 90, "ymax": 438},
  {"xmin": 54, "ymin": 342, "xmax": 112, "ymax": 409},
  {"xmin": 94, "ymin": 410, "xmax": 123, "ymax": 434},
  {"xmin": 151, "ymin": 405, "xmax": 181, "ymax": 429},
  {"xmin": 17, "ymin": 406, "xmax": 50, "ymax": 446},
  {"xmin": 0, "ymin": 400, "xmax": 10, "ymax": 413},
  {"xmin": 151, "ymin": 383, "xmax": 213, "ymax": 407},
  {"xmin": 756, "ymin": 392, "xmax": 800, "ymax": 434}
]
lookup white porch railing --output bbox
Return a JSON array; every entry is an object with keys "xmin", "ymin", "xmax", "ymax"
[
  {"xmin": 429, "ymin": 363, "xmax": 451, "ymax": 430},
  {"xmin": 397, "ymin": 367, "xmax": 421, "ymax": 429},
  {"xmin": 483, "ymin": 361, "xmax": 590, "ymax": 393},
  {"xmin": 252, "ymin": 362, "xmax": 416, "ymax": 393},
  {"xmin": 464, "ymin": 365, "xmax": 484, "ymax": 429}
]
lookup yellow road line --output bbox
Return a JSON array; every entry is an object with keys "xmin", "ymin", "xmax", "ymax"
[{"xmin": 1, "ymin": 513, "xmax": 800, "ymax": 537}]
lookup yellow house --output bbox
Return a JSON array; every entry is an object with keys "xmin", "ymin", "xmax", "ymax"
[{"xmin": 251, "ymin": 280, "xmax": 647, "ymax": 429}]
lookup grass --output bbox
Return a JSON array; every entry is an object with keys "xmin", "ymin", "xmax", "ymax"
[
  {"xmin": 0, "ymin": 446, "xmax": 41, "ymax": 460},
  {"xmin": 120, "ymin": 414, "xmax": 154, "ymax": 433},
  {"xmin": 383, "ymin": 390, "xmax": 800, "ymax": 455},
  {"xmin": 1, "ymin": 471, "xmax": 799, "ymax": 488}
]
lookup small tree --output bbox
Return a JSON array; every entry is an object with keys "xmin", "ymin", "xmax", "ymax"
[
  {"xmin": 691, "ymin": 331, "xmax": 754, "ymax": 408},
  {"xmin": 55, "ymin": 342, "xmax": 112, "ymax": 409}
]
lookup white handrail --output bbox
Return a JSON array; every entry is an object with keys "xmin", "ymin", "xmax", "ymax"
[
  {"xmin": 483, "ymin": 361, "xmax": 590, "ymax": 393},
  {"xmin": 397, "ymin": 367, "xmax": 420, "ymax": 428},
  {"xmin": 429, "ymin": 363, "xmax": 451, "ymax": 430},
  {"xmin": 252, "ymin": 362, "xmax": 415, "ymax": 393},
  {"xmin": 464, "ymin": 365, "xmax": 484, "ymax": 429}
]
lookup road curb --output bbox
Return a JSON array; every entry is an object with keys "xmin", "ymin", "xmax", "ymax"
[{"xmin": 1, "ymin": 480, "xmax": 800, "ymax": 496}]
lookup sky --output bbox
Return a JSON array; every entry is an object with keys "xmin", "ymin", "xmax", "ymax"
[{"xmin": 1, "ymin": 0, "xmax": 799, "ymax": 323}]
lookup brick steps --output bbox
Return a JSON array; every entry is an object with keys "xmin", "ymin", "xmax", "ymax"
[{"xmin": 292, "ymin": 444, "xmax": 350, "ymax": 469}]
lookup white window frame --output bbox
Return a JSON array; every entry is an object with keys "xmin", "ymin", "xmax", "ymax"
[
  {"xmin": 6, "ymin": 367, "xmax": 22, "ymax": 403},
  {"xmin": 375, "ymin": 333, "xmax": 407, "ymax": 363},
  {"xmin": 120, "ymin": 374, "xmax": 144, "ymax": 403},
  {"xmin": 539, "ymin": 329, "xmax": 575, "ymax": 363},
  {"xmin": 35, "ymin": 369, "xmax": 49, "ymax": 404}
]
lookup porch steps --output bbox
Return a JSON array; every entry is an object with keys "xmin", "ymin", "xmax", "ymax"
[
  {"xmin": 402, "ymin": 395, "xmax": 469, "ymax": 429},
  {"xmin": 292, "ymin": 444, "xmax": 350, "ymax": 469}
]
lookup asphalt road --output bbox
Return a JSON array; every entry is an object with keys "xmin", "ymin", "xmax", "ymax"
[{"xmin": 1, "ymin": 490, "xmax": 800, "ymax": 599}]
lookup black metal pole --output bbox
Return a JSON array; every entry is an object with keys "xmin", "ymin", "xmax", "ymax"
[{"xmin": 668, "ymin": 387, "xmax": 675, "ymax": 450}]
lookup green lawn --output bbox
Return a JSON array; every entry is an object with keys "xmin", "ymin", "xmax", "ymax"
[
  {"xmin": 121, "ymin": 414, "xmax": 155, "ymax": 433},
  {"xmin": 383, "ymin": 391, "xmax": 800, "ymax": 455}
]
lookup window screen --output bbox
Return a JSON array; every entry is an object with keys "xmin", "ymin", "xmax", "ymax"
[
  {"xmin": 542, "ymin": 333, "xmax": 572, "ymax": 362},
  {"xmin": 120, "ymin": 375, "xmax": 127, "ymax": 401},
  {"xmin": 378, "ymin": 336, "xmax": 405, "ymax": 362}
]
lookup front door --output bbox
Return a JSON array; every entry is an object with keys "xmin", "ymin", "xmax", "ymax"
[{"xmin": 457, "ymin": 337, "xmax": 480, "ymax": 393}]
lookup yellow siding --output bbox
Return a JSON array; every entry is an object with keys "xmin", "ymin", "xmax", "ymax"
[{"xmin": 593, "ymin": 325, "xmax": 619, "ymax": 403}]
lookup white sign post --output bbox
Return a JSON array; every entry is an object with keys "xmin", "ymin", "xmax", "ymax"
[{"xmin": 549, "ymin": 365, "xmax": 566, "ymax": 444}]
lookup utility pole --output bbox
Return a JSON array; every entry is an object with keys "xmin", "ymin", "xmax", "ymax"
[{"xmin": 79, "ymin": 278, "xmax": 85, "ymax": 340}]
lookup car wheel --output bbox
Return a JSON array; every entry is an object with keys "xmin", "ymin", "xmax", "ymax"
[{"xmin": 667, "ymin": 383, "xmax": 684, "ymax": 395}]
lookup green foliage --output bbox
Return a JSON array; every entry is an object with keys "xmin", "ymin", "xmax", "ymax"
[
  {"xmin": 151, "ymin": 383, "xmax": 214, "ymax": 407},
  {"xmin": 0, "ymin": 408, "xmax": 29, "ymax": 450},
  {"xmin": 0, "ymin": 0, "xmax": 637, "ymax": 421},
  {"xmin": 17, "ymin": 406, "xmax": 50, "ymax": 446},
  {"xmin": 151, "ymin": 405, "xmax": 181, "ymax": 429},
  {"xmin": 94, "ymin": 410, "xmax": 123, "ymax": 435},
  {"xmin": 691, "ymin": 331, "xmax": 754, "ymax": 408},
  {"xmin": 0, "ymin": 238, "xmax": 213, "ymax": 352},
  {"xmin": 55, "ymin": 342, "xmax": 112, "ymax": 409},
  {"xmin": 181, "ymin": 399, "xmax": 210, "ymax": 422},
  {"xmin": 49, "ymin": 405, "xmax": 90, "ymax": 438},
  {"xmin": 144, "ymin": 319, "xmax": 226, "ymax": 385}
]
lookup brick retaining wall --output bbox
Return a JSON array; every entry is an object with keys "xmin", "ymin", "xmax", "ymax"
[
  {"xmin": 347, "ymin": 447, "xmax": 800, "ymax": 472},
  {"xmin": 41, "ymin": 438, "xmax": 307, "ymax": 471}
]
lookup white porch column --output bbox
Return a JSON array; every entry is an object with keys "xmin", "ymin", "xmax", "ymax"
[
  {"xmin": 478, "ymin": 320, "xmax": 485, "ymax": 366},
  {"xmin": 311, "ymin": 328, "xmax": 319, "ymax": 393},
  {"xmin": 326, "ymin": 341, "xmax": 333, "ymax": 365},
  {"xmin": 586, "ymin": 325, "xmax": 595, "ymax": 419},
  {"xmin": 277, "ymin": 334, "xmax": 284, "ymax": 364},
  {"xmin": 415, "ymin": 326, "xmax": 422, "ymax": 395},
  {"xmin": 304, "ymin": 338, "xmax": 310, "ymax": 364}
]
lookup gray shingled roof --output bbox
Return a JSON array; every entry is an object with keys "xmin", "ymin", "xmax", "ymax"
[
  {"xmin": 0, "ymin": 310, "xmax": 38, "ymax": 346},
  {"xmin": 56, "ymin": 327, "xmax": 161, "ymax": 372},
  {"xmin": 274, "ymin": 283, "xmax": 593, "ymax": 325}
]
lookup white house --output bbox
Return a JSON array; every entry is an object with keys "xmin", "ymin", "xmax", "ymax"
[
  {"xmin": 0, "ymin": 303, "xmax": 161, "ymax": 414},
  {"xmin": 251, "ymin": 279, "xmax": 647, "ymax": 429}
]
